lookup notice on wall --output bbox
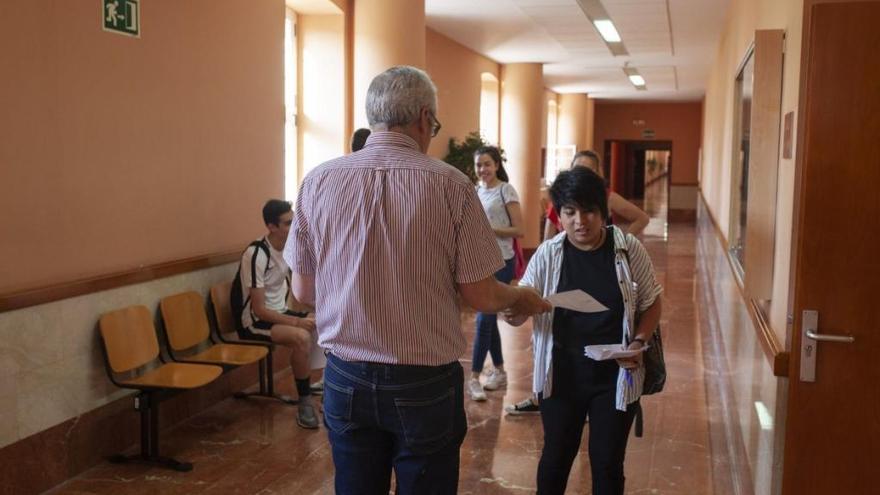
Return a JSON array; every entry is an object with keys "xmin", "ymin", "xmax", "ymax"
[
  {"xmin": 103, "ymin": 0, "xmax": 140, "ymax": 38},
  {"xmin": 641, "ymin": 128, "xmax": 656, "ymax": 139}
]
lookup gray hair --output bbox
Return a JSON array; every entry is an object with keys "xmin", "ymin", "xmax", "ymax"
[{"xmin": 365, "ymin": 66, "xmax": 438, "ymax": 128}]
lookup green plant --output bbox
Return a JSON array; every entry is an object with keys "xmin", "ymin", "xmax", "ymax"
[{"xmin": 443, "ymin": 131, "xmax": 504, "ymax": 183}]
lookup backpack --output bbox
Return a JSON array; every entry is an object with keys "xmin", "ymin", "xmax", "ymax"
[{"xmin": 230, "ymin": 240, "xmax": 271, "ymax": 334}]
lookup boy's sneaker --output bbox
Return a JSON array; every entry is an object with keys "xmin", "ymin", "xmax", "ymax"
[
  {"xmin": 296, "ymin": 400, "xmax": 319, "ymax": 429},
  {"xmin": 309, "ymin": 379, "xmax": 324, "ymax": 396},
  {"xmin": 467, "ymin": 378, "xmax": 487, "ymax": 401},
  {"xmin": 483, "ymin": 369, "xmax": 508, "ymax": 391},
  {"xmin": 504, "ymin": 397, "xmax": 540, "ymax": 415}
]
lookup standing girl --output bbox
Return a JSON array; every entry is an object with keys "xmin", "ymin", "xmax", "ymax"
[{"xmin": 469, "ymin": 146, "xmax": 523, "ymax": 401}]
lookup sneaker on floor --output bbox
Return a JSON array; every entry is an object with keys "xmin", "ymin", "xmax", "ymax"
[
  {"xmin": 483, "ymin": 369, "xmax": 507, "ymax": 391},
  {"xmin": 467, "ymin": 378, "xmax": 487, "ymax": 401},
  {"xmin": 309, "ymin": 379, "xmax": 324, "ymax": 395},
  {"xmin": 297, "ymin": 402, "xmax": 319, "ymax": 429},
  {"xmin": 504, "ymin": 397, "xmax": 540, "ymax": 415}
]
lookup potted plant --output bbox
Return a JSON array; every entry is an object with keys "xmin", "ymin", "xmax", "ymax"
[{"xmin": 443, "ymin": 132, "xmax": 504, "ymax": 184}]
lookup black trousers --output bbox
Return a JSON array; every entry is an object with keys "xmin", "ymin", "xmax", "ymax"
[{"xmin": 537, "ymin": 351, "xmax": 638, "ymax": 495}]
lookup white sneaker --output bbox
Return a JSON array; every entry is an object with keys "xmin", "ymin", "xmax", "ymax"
[
  {"xmin": 467, "ymin": 378, "xmax": 487, "ymax": 401},
  {"xmin": 483, "ymin": 369, "xmax": 507, "ymax": 391}
]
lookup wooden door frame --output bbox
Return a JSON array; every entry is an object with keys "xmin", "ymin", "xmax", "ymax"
[{"xmin": 602, "ymin": 139, "xmax": 673, "ymax": 201}]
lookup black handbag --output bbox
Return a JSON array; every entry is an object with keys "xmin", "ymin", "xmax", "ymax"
[{"xmin": 641, "ymin": 325, "xmax": 666, "ymax": 395}]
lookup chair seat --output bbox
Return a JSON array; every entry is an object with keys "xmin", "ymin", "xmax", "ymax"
[
  {"xmin": 186, "ymin": 343, "xmax": 268, "ymax": 366},
  {"xmin": 121, "ymin": 362, "xmax": 222, "ymax": 389}
]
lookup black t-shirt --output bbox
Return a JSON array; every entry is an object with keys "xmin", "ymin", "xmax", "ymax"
[{"xmin": 552, "ymin": 227, "xmax": 625, "ymax": 355}]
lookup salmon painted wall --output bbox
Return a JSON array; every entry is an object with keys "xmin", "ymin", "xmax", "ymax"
[
  {"xmin": 0, "ymin": 0, "xmax": 285, "ymax": 294},
  {"xmin": 425, "ymin": 29, "xmax": 500, "ymax": 159},
  {"xmin": 593, "ymin": 102, "xmax": 703, "ymax": 185}
]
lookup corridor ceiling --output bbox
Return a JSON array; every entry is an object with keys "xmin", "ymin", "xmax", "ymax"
[{"xmin": 425, "ymin": 0, "xmax": 730, "ymax": 101}]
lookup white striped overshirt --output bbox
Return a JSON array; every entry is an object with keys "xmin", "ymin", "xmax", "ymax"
[
  {"xmin": 284, "ymin": 131, "xmax": 504, "ymax": 365},
  {"xmin": 520, "ymin": 226, "xmax": 663, "ymax": 410}
]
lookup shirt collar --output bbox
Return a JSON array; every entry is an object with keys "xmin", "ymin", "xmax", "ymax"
[
  {"xmin": 363, "ymin": 130, "xmax": 421, "ymax": 152},
  {"xmin": 547, "ymin": 225, "xmax": 628, "ymax": 251}
]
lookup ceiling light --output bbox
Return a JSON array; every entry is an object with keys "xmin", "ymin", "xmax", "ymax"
[
  {"xmin": 593, "ymin": 19, "xmax": 621, "ymax": 43},
  {"xmin": 623, "ymin": 66, "xmax": 647, "ymax": 90},
  {"xmin": 628, "ymin": 75, "xmax": 646, "ymax": 87}
]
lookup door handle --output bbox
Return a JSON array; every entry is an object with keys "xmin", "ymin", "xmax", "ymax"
[
  {"xmin": 800, "ymin": 310, "xmax": 855, "ymax": 382},
  {"xmin": 805, "ymin": 329, "xmax": 855, "ymax": 343}
]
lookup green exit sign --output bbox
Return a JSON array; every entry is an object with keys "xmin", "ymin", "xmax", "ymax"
[{"xmin": 103, "ymin": 0, "xmax": 140, "ymax": 38}]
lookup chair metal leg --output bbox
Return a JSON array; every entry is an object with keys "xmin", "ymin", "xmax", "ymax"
[
  {"xmin": 233, "ymin": 353, "xmax": 297, "ymax": 405},
  {"xmin": 107, "ymin": 392, "xmax": 193, "ymax": 472}
]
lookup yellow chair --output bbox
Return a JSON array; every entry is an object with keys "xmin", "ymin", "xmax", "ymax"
[
  {"xmin": 209, "ymin": 282, "xmax": 295, "ymax": 404},
  {"xmin": 159, "ymin": 291, "xmax": 268, "ymax": 368},
  {"xmin": 99, "ymin": 305, "xmax": 223, "ymax": 471}
]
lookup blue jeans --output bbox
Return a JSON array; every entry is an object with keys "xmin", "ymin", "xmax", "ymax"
[
  {"xmin": 323, "ymin": 353, "xmax": 467, "ymax": 495},
  {"xmin": 472, "ymin": 257, "xmax": 515, "ymax": 373}
]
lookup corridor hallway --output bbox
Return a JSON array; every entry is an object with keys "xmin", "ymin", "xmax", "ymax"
[{"xmin": 48, "ymin": 203, "xmax": 759, "ymax": 495}]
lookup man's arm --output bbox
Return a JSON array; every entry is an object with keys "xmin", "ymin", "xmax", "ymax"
[
  {"xmin": 291, "ymin": 272, "xmax": 316, "ymax": 308},
  {"xmin": 458, "ymin": 276, "xmax": 551, "ymax": 316},
  {"xmin": 250, "ymin": 287, "xmax": 315, "ymax": 331}
]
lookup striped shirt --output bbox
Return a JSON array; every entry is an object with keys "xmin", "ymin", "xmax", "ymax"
[
  {"xmin": 520, "ymin": 226, "xmax": 662, "ymax": 410},
  {"xmin": 284, "ymin": 131, "xmax": 504, "ymax": 365}
]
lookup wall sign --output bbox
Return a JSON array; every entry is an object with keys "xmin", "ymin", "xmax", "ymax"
[
  {"xmin": 641, "ymin": 128, "xmax": 656, "ymax": 139},
  {"xmin": 103, "ymin": 0, "xmax": 140, "ymax": 38}
]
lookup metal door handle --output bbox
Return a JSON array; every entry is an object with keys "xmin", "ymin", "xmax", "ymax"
[
  {"xmin": 800, "ymin": 310, "xmax": 855, "ymax": 382},
  {"xmin": 805, "ymin": 329, "xmax": 855, "ymax": 343}
]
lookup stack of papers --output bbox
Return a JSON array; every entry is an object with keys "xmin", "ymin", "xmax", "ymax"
[{"xmin": 583, "ymin": 344, "xmax": 647, "ymax": 361}]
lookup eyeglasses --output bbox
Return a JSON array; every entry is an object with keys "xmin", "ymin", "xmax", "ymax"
[{"xmin": 428, "ymin": 111, "xmax": 442, "ymax": 137}]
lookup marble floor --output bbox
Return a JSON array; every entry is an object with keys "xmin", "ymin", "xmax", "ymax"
[{"xmin": 48, "ymin": 179, "xmax": 751, "ymax": 494}]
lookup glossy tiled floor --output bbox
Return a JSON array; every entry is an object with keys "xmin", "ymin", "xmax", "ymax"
[{"xmin": 48, "ymin": 177, "xmax": 750, "ymax": 494}]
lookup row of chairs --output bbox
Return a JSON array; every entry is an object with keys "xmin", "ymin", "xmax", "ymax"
[{"xmin": 97, "ymin": 282, "xmax": 295, "ymax": 472}]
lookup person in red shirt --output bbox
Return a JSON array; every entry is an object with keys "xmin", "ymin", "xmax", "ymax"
[{"xmin": 542, "ymin": 150, "xmax": 649, "ymax": 241}]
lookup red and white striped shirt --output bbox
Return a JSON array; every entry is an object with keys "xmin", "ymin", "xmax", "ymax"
[{"xmin": 285, "ymin": 131, "xmax": 504, "ymax": 365}]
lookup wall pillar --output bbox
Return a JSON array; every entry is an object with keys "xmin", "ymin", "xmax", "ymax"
[
  {"xmin": 353, "ymin": 0, "xmax": 426, "ymax": 127},
  {"xmin": 500, "ymin": 63, "xmax": 544, "ymax": 249},
  {"xmin": 557, "ymin": 93, "xmax": 589, "ymax": 151}
]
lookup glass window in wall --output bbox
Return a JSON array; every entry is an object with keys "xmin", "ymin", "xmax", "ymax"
[
  {"xmin": 730, "ymin": 49, "xmax": 754, "ymax": 274},
  {"xmin": 479, "ymin": 73, "xmax": 499, "ymax": 145},
  {"xmin": 283, "ymin": 9, "xmax": 298, "ymax": 200}
]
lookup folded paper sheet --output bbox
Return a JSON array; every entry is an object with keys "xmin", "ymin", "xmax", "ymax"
[
  {"xmin": 547, "ymin": 290, "xmax": 609, "ymax": 313},
  {"xmin": 583, "ymin": 344, "xmax": 647, "ymax": 361}
]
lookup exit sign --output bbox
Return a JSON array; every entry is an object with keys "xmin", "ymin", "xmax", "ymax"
[{"xmin": 103, "ymin": 0, "xmax": 140, "ymax": 38}]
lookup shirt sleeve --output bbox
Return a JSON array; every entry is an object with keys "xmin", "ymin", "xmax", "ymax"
[
  {"xmin": 502, "ymin": 183, "xmax": 520, "ymax": 204},
  {"xmin": 454, "ymin": 184, "xmax": 505, "ymax": 284},
  {"xmin": 627, "ymin": 235, "xmax": 663, "ymax": 312},
  {"xmin": 518, "ymin": 242, "xmax": 546, "ymax": 293},
  {"xmin": 284, "ymin": 179, "xmax": 317, "ymax": 275},
  {"xmin": 241, "ymin": 246, "xmax": 268, "ymax": 289}
]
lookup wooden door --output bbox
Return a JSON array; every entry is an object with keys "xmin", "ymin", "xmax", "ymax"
[{"xmin": 784, "ymin": 2, "xmax": 880, "ymax": 494}]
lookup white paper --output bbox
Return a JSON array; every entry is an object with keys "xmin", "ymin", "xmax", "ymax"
[
  {"xmin": 583, "ymin": 344, "xmax": 648, "ymax": 361},
  {"xmin": 547, "ymin": 290, "xmax": 609, "ymax": 313}
]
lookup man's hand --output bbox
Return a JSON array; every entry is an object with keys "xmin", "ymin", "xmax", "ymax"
[{"xmin": 507, "ymin": 287, "xmax": 552, "ymax": 319}]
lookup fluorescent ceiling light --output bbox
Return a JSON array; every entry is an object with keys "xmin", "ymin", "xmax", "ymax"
[
  {"xmin": 628, "ymin": 75, "xmax": 646, "ymax": 87},
  {"xmin": 593, "ymin": 19, "xmax": 621, "ymax": 43}
]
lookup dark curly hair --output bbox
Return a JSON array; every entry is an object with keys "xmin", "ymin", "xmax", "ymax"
[{"xmin": 549, "ymin": 167, "xmax": 608, "ymax": 221}]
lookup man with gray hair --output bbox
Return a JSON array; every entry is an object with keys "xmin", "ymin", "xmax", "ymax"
[{"xmin": 285, "ymin": 65, "xmax": 551, "ymax": 494}]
